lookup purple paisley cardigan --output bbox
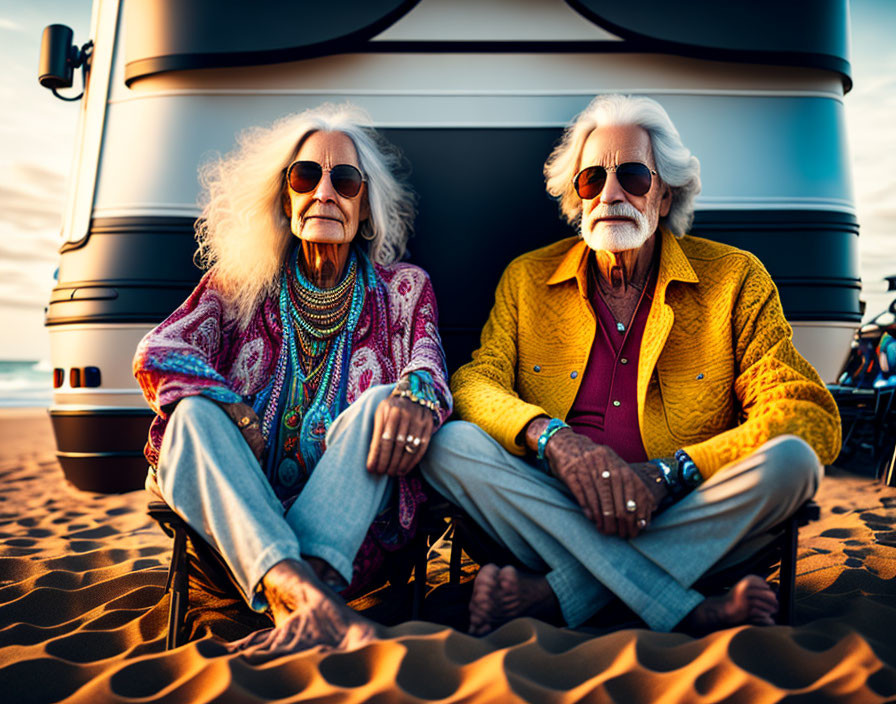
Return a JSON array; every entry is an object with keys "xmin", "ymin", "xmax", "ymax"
[{"xmin": 133, "ymin": 259, "xmax": 452, "ymax": 596}]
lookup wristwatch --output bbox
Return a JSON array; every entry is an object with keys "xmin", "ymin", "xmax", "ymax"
[
  {"xmin": 649, "ymin": 449, "xmax": 702, "ymax": 499},
  {"xmin": 674, "ymin": 449, "xmax": 702, "ymax": 489}
]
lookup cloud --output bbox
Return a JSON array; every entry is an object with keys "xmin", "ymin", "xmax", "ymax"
[
  {"xmin": 0, "ymin": 239, "xmax": 57, "ymax": 263},
  {"xmin": 0, "ymin": 18, "xmax": 23, "ymax": 32},
  {"xmin": 0, "ymin": 296, "xmax": 45, "ymax": 310},
  {"xmin": 850, "ymin": 74, "xmax": 896, "ymax": 98},
  {"xmin": 0, "ymin": 162, "xmax": 66, "ymax": 231},
  {"xmin": 0, "ymin": 198, "xmax": 63, "ymax": 231},
  {"xmin": 0, "ymin": 189, "xmax": 63, "ymax": 231},
  {"xmin": 12, "ymin": 162, "xmax": 67, "ymax": 187},
  {"xmin": 0, "ymin": 268, "xmax": 55, "ymax": 307},
  {"xmin": 0, "ymin": 268, "xmax": 47, "ymax": 286},
  {"xmin": 0, "ymin": 276, "xmax": 53, "ymax": 308},
  {"xmin": 863, "ymin": 207, "xmax": 896, "ymax": 221}
]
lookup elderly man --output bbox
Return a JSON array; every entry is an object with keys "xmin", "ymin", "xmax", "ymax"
[{"xmin": 421, "ymin": 94, "xmax": 840, "ymax": 635}]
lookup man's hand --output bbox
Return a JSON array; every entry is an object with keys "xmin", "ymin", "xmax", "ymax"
[
  {"xmin": 218, "ymin": 401, "xmax": 265, "ymax": 460},
  {"xmin": 367, "ymin": 395, "xmax": 434, "ymax": 476},
  {"xmin": 526, "ymin": 418, "xmax": 660, "ymax": 538}
]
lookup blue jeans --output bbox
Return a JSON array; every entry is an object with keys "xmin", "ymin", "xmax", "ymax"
[
  {"xmin": 420, "ymin": 421, "xmax": 822, "ymax": 631},
  {"xmin": 152, "ymin": 384, "xmax": 395, "ymax": 611}
]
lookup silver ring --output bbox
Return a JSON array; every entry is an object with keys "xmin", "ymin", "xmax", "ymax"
[
  {"xmin": 381, "ymin": 433, "xmax": 393, "ymax": 441},
  {"xmin": 406, "ymin": 434, "xmax": 416, "ymax": 444},
  {"xmin": 412, "ymin": 436, "xmax": 422, "ymax": 447},
  {"xmin": 602, "ymin": 510, "xmax": 613, "ymax": 516},
  {"xmin": 625, "ymin": 499, "xmax": 637, "ymax": 513},
  {"xmin": 637, "ymin": 518, "xmax": 647, "ymax": 528},
  {"xmin": 396, "ymin": 434, "xmax": 405, "ymax": 443},
  {"xmin": 404, "ymin": 444, "xmax": 418, "ymax": 454},
  {"xmin": 601, "ymin": 470, "xmax": 611, "ymax": 479}
]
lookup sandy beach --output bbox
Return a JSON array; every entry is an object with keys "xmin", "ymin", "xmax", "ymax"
[{"xmin": 1, "ymin": 408, "xmax": 895, "ymax": 703}]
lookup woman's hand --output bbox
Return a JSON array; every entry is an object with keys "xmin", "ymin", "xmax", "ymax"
[
  {"xmin": 367, "ymin": 395, "xmax": 435, "ymax": 476},
  {"xmin": 218, "ymin": 401, "xmax": 265, "ymax": 460}
]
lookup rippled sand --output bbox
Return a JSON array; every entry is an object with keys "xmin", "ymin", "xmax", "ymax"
[{"xmin": 1, "ymin": 409, "xmax": 895, "ymax": 703}]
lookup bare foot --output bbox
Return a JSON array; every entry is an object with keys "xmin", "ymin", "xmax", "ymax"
[
  {"xmin": 680, "ymin": 575, "xmax": 779, "ymax": 635},
  {"xmin": 468, "ymin": 564, "xmax": 558, "ymax": 635},
  {"xmin": 304, "ymin": 555, "xmax": 346, "ymax": 590},
  {"xmin": 227, "ymin": 558, "xmax": 378, "ymax": 659}
]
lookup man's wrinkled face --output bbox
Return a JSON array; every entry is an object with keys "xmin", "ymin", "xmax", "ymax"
[
  {"xmin": 282, "ymin": 130, "xmax": 369, "ymax": 244},
  {"xmin": 578, "ymin": 124, "xmax": 671, "ymax": 253}
]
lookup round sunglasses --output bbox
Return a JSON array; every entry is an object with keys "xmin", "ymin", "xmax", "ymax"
[
  {"xmin": 285, "ymin": 160, "xmax": 365, "ymax": 198},
  {"xmin": 573, "ymin": 162, "xmax": 657, "ymax": 200}
]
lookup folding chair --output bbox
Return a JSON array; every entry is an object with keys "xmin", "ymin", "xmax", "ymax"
[
  {"xmin": 446, "ymin": 499, "xmax": 820, "ymax": 627},
  {"xmin": 828, "ymin": 384, "xmax": 896, "ymax": 482},
  {"xmin": 148, "ymin": 498, "xmax": 464, "ymax": 649},
  {"xmin": 148, "ymin": 501, "xmax": 259, "ymax": 650},
  {"xmin": 695, "ymin": 499, "xmax": 820, "ymax": 625}
]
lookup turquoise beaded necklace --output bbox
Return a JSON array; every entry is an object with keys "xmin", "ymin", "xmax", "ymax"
[{"xmin": 255, "ymin": 245, "xmax": 369, "ymax": 495}]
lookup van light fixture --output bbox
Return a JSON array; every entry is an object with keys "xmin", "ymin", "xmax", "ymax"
[
  {"xmin": 83, "ymin": 366, "xmax": 102, "ymax": 388},
  {"xmin": 38, "ymin": 24, "xmax": 93, "ymax": 102}
]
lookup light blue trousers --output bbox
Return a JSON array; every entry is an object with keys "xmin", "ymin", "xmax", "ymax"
[
  {"xmin": 420, "ymin": 421, "xmax": 822, "ymax": 632},
  {"xmin": 152, "ymin": 384, "xmax": 395, "ymax": 611}
]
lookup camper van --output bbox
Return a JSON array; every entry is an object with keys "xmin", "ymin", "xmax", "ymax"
[{"xmin": 41, "ymin": 0, "xmax": 858, "ymax": 492}]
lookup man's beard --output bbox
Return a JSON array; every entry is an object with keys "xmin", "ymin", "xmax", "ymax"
[{"xmin": 581, "ymin": 203, "xmax": 654, "ymax": 252}]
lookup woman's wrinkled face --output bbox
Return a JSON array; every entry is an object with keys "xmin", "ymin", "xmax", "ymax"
[{"xmin": 282, "ymin": 130, "xmax": 369, "ymax": 244}]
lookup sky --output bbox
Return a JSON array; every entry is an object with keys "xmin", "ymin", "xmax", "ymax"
[
  {"xmin": 0, "ymin": 0, "xmax": 893, "ymax": 361},
  {"xmin": 0, "ymin": 1, "xmax": 91, "ymax": 361}
]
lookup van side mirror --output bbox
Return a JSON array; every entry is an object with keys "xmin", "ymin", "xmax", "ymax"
[{"xmin": 39, "ymin": 24, "xmax": 93, "ymax": 101}]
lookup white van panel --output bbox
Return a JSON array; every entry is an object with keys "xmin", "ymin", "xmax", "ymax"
[
  {"xmin": 92, "ymin": 91, "xmax": 853, "ymax": 218},
  {"xmin": 791, "ymin": 322, "xmax": 857, "ymax": 383},
  {"xmin": 370, "ymin": 0, "xmax": 622, "ymax": 42},
  {"xmin": 49, "ymin": 323, "xmax": 153, "ymax": 409}
]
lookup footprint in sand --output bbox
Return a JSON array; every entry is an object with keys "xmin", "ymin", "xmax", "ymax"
[
  {"xmin": 68, "ymin": 525, "xmax": 118, "ymax": 540},
  {"xmin": 5, "ymin": 538, "xmax": 37, "ymax": 547},
  {"xmin": 69, "ymin": 540, "xmax": 101, "ymax": 553}
]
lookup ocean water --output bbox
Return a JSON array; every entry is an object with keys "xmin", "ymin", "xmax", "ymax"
[{"xmin": 0, "ymin": 360, "xmax": 53, "ymax": 408}]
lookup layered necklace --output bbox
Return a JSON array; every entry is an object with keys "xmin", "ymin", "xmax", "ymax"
[
  {"xmin": 285, "ymin": 252, "xmax": 358, "ymax": 391},
  {"xmin": 255, "ymin": 245, "xmax": 368, "ymax": 495}
]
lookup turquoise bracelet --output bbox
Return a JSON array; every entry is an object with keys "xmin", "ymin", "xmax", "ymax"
[
  {"xmin": 536, "ymin": 418, "xmax": 569, "ymax": 465},
  {"xmin": 649, "ymin": 450, "xmax": 702, "ymax": 507},
  {"xmin": 392, "ymin": 370, "xmax": 442, "ymax": 423}
]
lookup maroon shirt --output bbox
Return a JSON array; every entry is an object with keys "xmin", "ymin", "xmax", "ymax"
[{"xmin": 566, "ymin": 265, "xmax": 657, "ymax": 462}]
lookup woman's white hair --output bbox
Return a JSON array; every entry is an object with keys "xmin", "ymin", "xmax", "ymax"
[
  {"xmin": 544, "ymin": 94, "xmax": 701, "ymax": 236},
  {"xmin": 195, "ymin": 103, "xmax": 415, "ymax": 327}
]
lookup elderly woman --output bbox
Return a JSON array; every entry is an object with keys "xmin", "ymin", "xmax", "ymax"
[{"xmin": 134, "ymin": 104, "xmax": 451, "ymax": 652}]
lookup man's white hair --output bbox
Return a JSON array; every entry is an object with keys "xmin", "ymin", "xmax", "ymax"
[
  {"xmin": 544, "ymin": 94, "xmax": 701, "ymax": 236},
  {"xmin": 195, "ymin": 103, "xmax": 415, "ymax": 327}
]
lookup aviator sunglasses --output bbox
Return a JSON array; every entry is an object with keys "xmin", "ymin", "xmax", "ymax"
[
  {"xmin": 285, "ymin": 160, "xmax": 365, "ymax": 198},
  {"xmin": 573, "ymin": 162, "xmax": 657, "ymax": 199}
]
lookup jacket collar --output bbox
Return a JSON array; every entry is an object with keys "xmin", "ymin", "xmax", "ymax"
[{"xmin": 546, "ymin": 227, "xmax": 698, "ymax": 297}]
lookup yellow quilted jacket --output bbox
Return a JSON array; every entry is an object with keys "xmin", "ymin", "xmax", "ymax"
[{"xmin": 451, "ymin": 228, "xmax": 841, "ymax": 477}]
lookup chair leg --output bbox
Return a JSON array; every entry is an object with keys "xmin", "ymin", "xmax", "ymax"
[
  {"xmin": 449, "ymin": 522, "xmax": 463, "ymax": 586},
  {"xmin": 777, "ymin": 515, "xmax": 799, "ymax": 626},
  {"xmin": 412, "ymin": 531, "xmax": 428, "ymax": 620},
  {"xmin": 166, "ymin": 527, "xmax": 188, "ymax": 650},
  {"xmin": 884, "ymin": 443, "xmax": 896, "ymax": 487},
  {"xmin": 163, "ymin": 539, "xmax": 176, "ymax": 594}
]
